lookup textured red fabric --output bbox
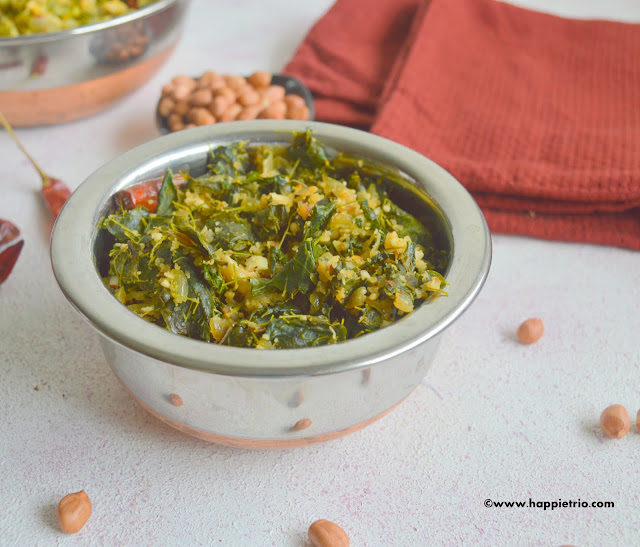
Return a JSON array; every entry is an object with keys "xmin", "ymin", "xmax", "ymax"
[{"xmin": 284, "ymin": 0, "xmax": 640, "ymax": 250}]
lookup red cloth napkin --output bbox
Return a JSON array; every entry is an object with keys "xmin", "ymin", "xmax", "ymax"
[{"xmin": 284, "ymin": 0, "xmax": 640, "ymax": 250}]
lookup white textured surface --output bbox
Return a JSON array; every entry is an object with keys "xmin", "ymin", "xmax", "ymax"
[{"xmin": 1, "ymin": 1, "xmax": 640, "ymax": 545}]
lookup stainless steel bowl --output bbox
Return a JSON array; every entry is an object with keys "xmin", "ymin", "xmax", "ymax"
[
  {"xmin": 0, "ymin": 0, "xmax": 189, "ymax": 127},
  {"xmin": 50, "ymin": 120, "xmax": 491, "ymax": 448}
]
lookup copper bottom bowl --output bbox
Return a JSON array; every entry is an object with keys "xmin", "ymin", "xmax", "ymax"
[{"xmin": 51, "ymin": 120, "xmax": 492, "ymax": 448}]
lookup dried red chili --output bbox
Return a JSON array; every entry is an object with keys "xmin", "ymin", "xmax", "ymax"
[
  {"xmin": 0, "ymin": 219, "xmax": 24, "ymax": 285},
  {"xmin": 0, "ymin": 111, "xmax": 72, "ymax": 218},
  {"xmin": 112, "ymin": 174, "xmax": 184, "ymax": 212}
]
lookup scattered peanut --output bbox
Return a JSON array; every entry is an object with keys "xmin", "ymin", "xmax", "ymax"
[
  {"xmin": 637, "ymin": 409, "xmax": 640, "ymax": 432},
  {"xmin": 516, "ymin": 318, "xmax": 544, "ymax": 344},
  {"xmin": 57, "ymin": 490, "xmax": 92, "ymax": 534},
  {"xmin": 293, "ymin": 418, "xmax": 312, "ymax": 430},
  {"xmin": 169, "ymin": 393, "xmax": 183, "ymax": 406},
  {"xmin": 308, "ymin": 519, "xmax": 350, "ymax": 547},
  {"xmin": 600, "ymin": 404, "xmax": 630, "ymax": 439},
  {"xmin": 158, "ymin": 71, "xmax": 311, "ymax": 131}
]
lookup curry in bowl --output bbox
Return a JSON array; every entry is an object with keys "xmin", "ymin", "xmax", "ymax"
[{"xmin": 96, "ymin": 131, "xmax": 451, "ymax": 349}]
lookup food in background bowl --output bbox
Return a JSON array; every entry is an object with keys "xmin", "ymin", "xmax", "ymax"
[
  {"xmin": 51, "ymin": 121, "xmax": 490, "ymax": 447},
  {"xmin": 97, "ymin": 131, "xmax": 450, "ymax": 349},
  {"xmin": 156, "ymin": 72, "xmax": 313, "ymax": 133},
  {"xmin": 0, "ymin": 0, "xmax": 160, "ymax": 36}
]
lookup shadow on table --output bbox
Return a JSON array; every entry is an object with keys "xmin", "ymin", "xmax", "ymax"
[{"xmin": 38, "ymin": 503, "xmax": 58, "ymax": 532}]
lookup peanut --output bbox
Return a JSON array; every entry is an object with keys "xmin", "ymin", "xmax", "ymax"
[
  {"xmin": 189, "ymin": 107, "xmax": 215, "ymax": 126},
  {"xmin": 190, "ymin": 89, "xmax": 213, "ymax": 107},
  {"xmin": 157, "ymin": 97, "xmax": 175, "ymax": 118},
  {"xmin": 219, "ymin": 103, "xmax": 242, "ymax": 122},
  {"xmin": 169, "ymin": 393, "xmax": 183, "ymax": 406},
  {"xmin": 248, "ymin": 70, "xmax": 272, "ymax": 88},
  {"xmin": 171, "ymin": 75, "xmax": 196, "ymax": 88},
  {"xmin": 172, "ymin": 100, "xmax": 190, "ymax": 117},
  {"xmin": 209, "ymin": 74, "xmax": 227, "ymax": 91},
  {"xmin": 172, "ymin": 84, "xmax": 193, "ymax": 102},
  {"xmin": 259, "ymin": 100, "xmax": 286, "ymax": 119},
  {"xmin": 516, "ymin": 318, "xmax": 543, "ymax": 344},
  {"xmin": 210, "ymin": 95, "xmax": 230, "ymax": 118},
  {"xmin": 284, "ymin": 94, "xmax": 306, "ymax": 109},
  {"xmin": 167, "ymin": 113, "xmax": 184, "ymax": 132},
  {"xmin": 225, "ymin": 74, "xmax": 247, "ymax": 92},
  {"xmin": 286, "ymin": 104, "xmax": 311, "ymax": 120},
  {"xmin": 197, "ymin": 70, "xmax": 217, "ymax": 88},
  {"xmin": 169, "ymin": 120, "xmax": 185, "ymax": 132},
  {"xmin": 600, "ymin": 404, "xmax": 630, "ymax": 439},
  {"xmin": 216, "ymin": 86, "xmax": 237, "ymax": 105},
  {"xmin": 293, "ymin": 417, "xmax": 312, "ymax": 430},
  {"xmin": 57, "ymin": 490, "xmax": 92, "ymax": 534},
  {"xmin": 260, "ymin": 84, "xmax": 286, "ymax": 105},
  {"xmin": 161, "ymin": 82, "xmax": 175, "ymax": 98},
  {"xmin": 308, "ymin": 519, "xmax": 349, "ymax": 547},
  {"xmin": 237, "ymin": 104, "xmax": 263, "ymax": 120},
  {"xmin": 237, "ymin": 88, "xmax": 261, "ymax": 107}
]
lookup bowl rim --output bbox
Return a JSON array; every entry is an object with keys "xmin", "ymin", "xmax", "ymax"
[
  {"xmin": 50, "ymin": 120, "xmax": 492, "ymax": 378},
  {"xmin": 0, "ymin": 0, "xmax": 182, "ymax": 45}
]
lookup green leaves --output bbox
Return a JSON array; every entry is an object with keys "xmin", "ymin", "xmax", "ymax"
[
  {"xmin": 268, "ymin": 245, "xmax": 286, "ymax": 276},
  {"xmin": 175, "ymin": 255, "xmax": 217, "ymax": 321},
  {"xmin": 156, "ymin": 170, "xmax": 177, "ymax": 216},
  {"xmin": 266, "ymin": 316, "xmax": 347, "ymax": 349},
  {"xmin": 286, "ymin": 129, "xmax": 329, "ymax": 169},
  {"xmin": 303, "ymin": 198, "xmax": 336, "ymax": 240},
  {"xmin": 383, "ymin": 198, "xmax": 429, "ymax": 245},
  {"xmin": 101, "ymin": 206, "xmax": 149, "ymax": 242},
  {"xmin": 254, "ymin": 203, "xmax": 289, "ymax": 240},
  {"xmin": 252, "ymin": 240, "xmax": 318, "ymax": 296},
  {"xmin": 208, "ymin": 217, "xmax": 256, "ymax": 251},
  {"xmin": 208, "ymin": 143, "xmax": 250, "ymax": 177},
  {"xmin": 360, "ymin": 199, "xmax": 381, "ymax": 231}
]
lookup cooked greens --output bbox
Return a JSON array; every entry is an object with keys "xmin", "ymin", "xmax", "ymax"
[{"xmin": 99, "ymin": 131, "xmax": 449, "ymax": 349}]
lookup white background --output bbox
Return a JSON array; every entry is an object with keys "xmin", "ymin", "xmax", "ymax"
[{"xmin": 1, "ymin": 1, "xmax": 640, "ymax": 545}]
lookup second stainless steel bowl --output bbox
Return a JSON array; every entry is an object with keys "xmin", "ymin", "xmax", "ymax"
[{"xmin": 0, "ymin": 0, "xmax": 189, "ymax": 126}]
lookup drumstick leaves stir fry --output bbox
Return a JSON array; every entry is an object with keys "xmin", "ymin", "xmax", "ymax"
[{"xmin": 99, "ymin": 131, "xmax": 449, "ymax": 349}]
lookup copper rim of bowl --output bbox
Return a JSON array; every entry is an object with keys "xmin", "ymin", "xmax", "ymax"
[
  {"xmin": 50, "ymin": 120, "xmax": 492, "ymax": 378},
  {"xmin": 0, "ymin": 0, "xmax": 179, "ymax": 45}
]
